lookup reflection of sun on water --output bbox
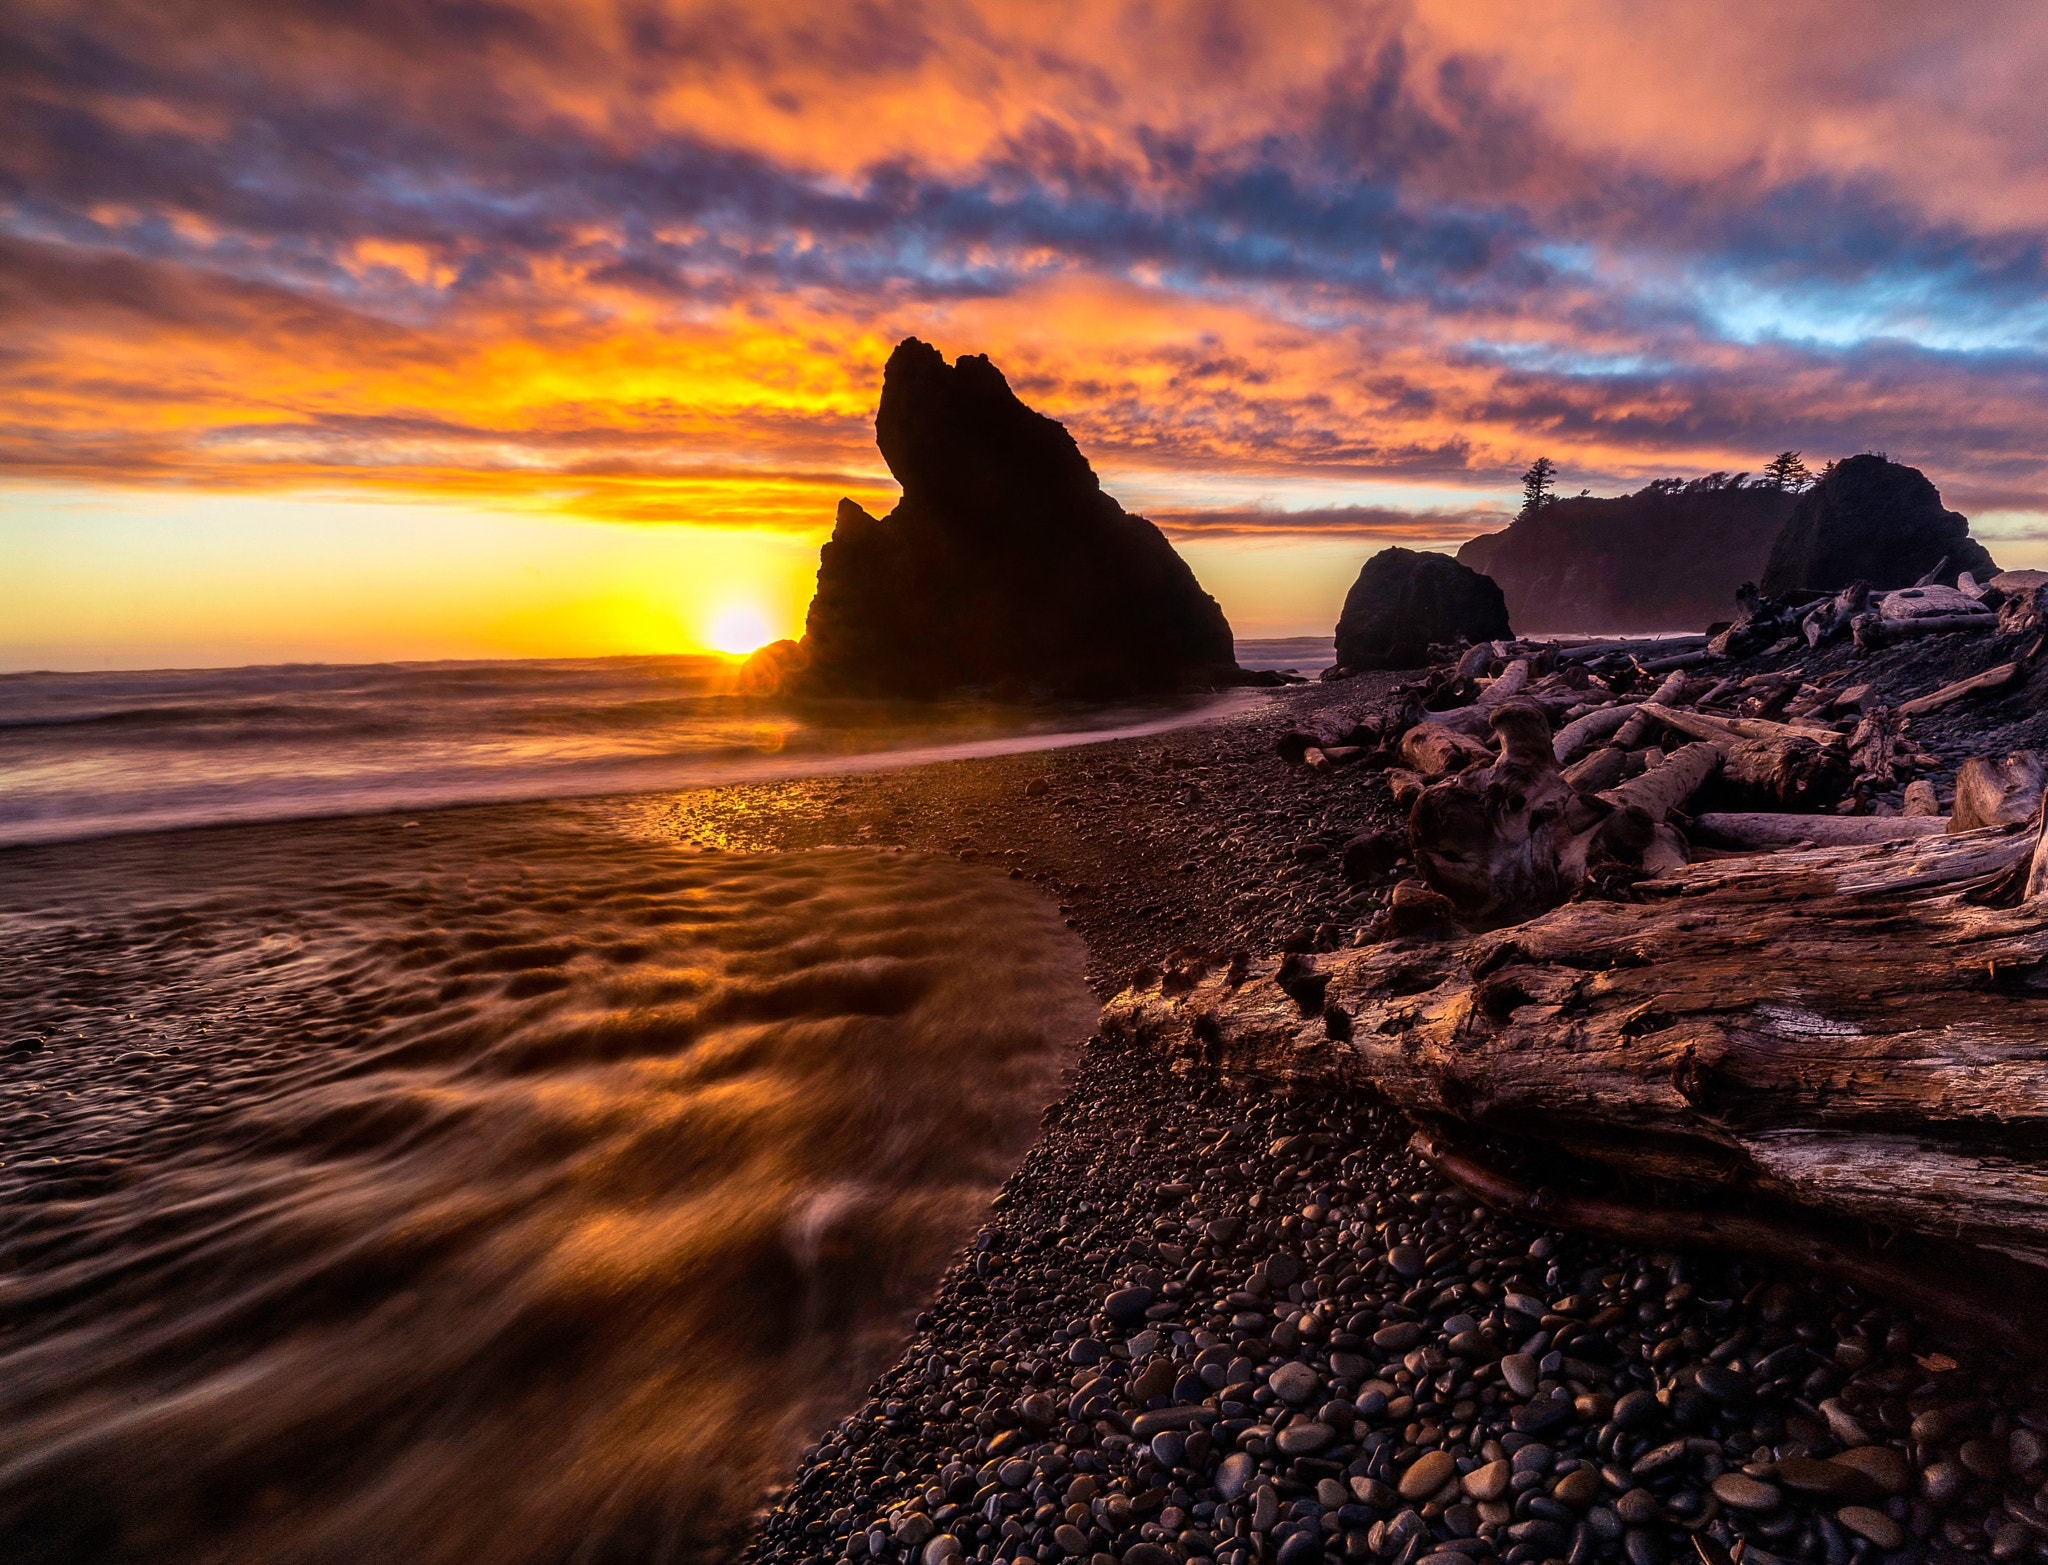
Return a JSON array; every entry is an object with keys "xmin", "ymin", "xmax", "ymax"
[{"xmin": 706, "ymin": 604, "xmax": 775, "ymax": 655}]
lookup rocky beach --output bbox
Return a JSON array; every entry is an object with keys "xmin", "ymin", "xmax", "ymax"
[{"xmin": 661, "ymin": 641, "xmax": 2048, "ymax": 1565}]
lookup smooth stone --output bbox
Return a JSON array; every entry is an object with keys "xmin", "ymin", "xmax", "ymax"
[
  {"xmin": 1631, "ymin": 1441, "xmax": 1688, "ymax": 1479},
  {"xmin": 1552, "ymin": 1468, "xmax": 1601, "ymax": 1508},
  {"xmin": 1911, "ymin": 1403, "xmax": 1979, "ymax": 1444},
  {"xmin": 1130, "ymin": 1360, "xmax": 1176, "ymax": 1403},
  {"xmin": 1277, "ymin": 1422, "xmax": 1336, "ymax": 1456},
  {"xmin": 1275, "ymin": 1533, "xmax": 1324, "ymax": 1565},
  {"xmin": 1351, "ymin": 1477, "xmax": 1397, "ymax": 1509},
  {"xmin": 1462, "ymin": 1461, "xmax": 1511, "ymax": 1502},
  {"xmin": 1625, "ymin": 1528, "xmax": 1666, "ymax": 1565},
  {"xmin": 1960, "ymin": 1437, "xmax": 2006, "ymax": 1479},
  {"xmin": 1692, "ymin": 1365, "xmax": 1749, "ymax": 1403},
  {"xmin": 1921, "ymin": 1459, "xmax": 1967, "ymax": 1505},
  {"xmin": 1711, "ymin": 1474, "xmax": 1781, "ymax": 1513},
  {"xmin": 1330, "ymin": 1352, "xmax": 1369, "ymax": 1380},
  {"xmin": 1773, "ymin": 1456, "xmax": 1875, "ymax": 1501},
  {"xmin": 1131, "ymin": 1406, "xmax": 1208, "ymax": 1438},
  {"xmin": 1400, "ymin": 1451, "xmax": 1459, "ymax": 1501},
  {"xmin": 1819, "ymin": 1399, "xmax": 1873, "ymax": 1447},
  {"xmin": 1512, "ymin": 1396, "xmax": 1573, "ymax": 1435},
  {"xmin": 1053, "ymin": 1525, "xmax": 1092, "ymax": 1557},
  {"xmin": 1387, "ymin": 1245, "xmax": 1424, "ymax": 1278},
  {"xmin": 1500, "ymin": 1354, "xmax": 1540, "ymax": 1398},
  {"xmin": 1374, "ymin": 1323, "xmax": 1423, "ymax": 1352},
  {"xmin": 1266, "ymin": 1253, "xmax": 1304, "ymax": 1288},
  {"xmin": 1836, "ymin": 1507, "xmax": 1904, "ymax": 1549},
  {"xmin": 1271, "ymin": 1362, "xmax": 1322, "ymax": 1406},
  {"xmin": 1503, "ymin": 1292, "xmax": 1548, "ymax": 1320},
  {"xmin": 1216, "ymin": 1452, "xmax": 1257, "ymax": 1502},
  {"xmin": 1831, "ymin": 1446, "xmax": 1910, "ymax": 1496},
  {"xmin": 923, "ymin": 1538, "xmax": 963, "ymax": 1565},
  {"xmin": 1252, "ymin": 1487, "xmax": 1280, "ymax": 1532},
  {"xmin": 1316, "ymin": 1479, "xmax": 1349, "ymax": 1511},
  {"xmin": 1126, "ymin": 1330, "xmax": 1161, "ymax": 1359},
  {"xmin": 896, "ymin": 1514, "xmax": 937, "ymax": 1546},
  {"xmin": 1611, "ymin": 1389, "xmax": 1658, "ymax": 1430},
  {"xmin": 1104, "ymin": 1287, "xmax": 1156, "ymax": 1324},
  {"xmin": 1122, "ymin": 1546, "xmax": 1176, "ymax": 1565},
  {"xmin": 1615, "ymin": 1490, "xmax": 1661, "ymax": 1526},
  {"xmin": 1206, "ymin": 1217, "xmax": 1244, "ymax": 1245}
]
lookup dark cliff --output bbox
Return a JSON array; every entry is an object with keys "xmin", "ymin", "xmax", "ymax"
[
  {"xmin": 1759, "ymin": 455, "xmax": 1996, "ymax": 596},
  {"xmin": 783, "ymin": 339, "xmax": 1237, "ymax": 698},
  {"xmin": 1456, "ymin": 486, "xmax": 1794, "ymax": 633}
]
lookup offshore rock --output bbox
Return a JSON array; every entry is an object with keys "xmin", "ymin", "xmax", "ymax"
[
  {"xmin": 1334, "ymin": 547, "xmax": 1510, "ymax": 671},
  {"xmin": 1759, "ymin": 454, "xmax": 1996, "ymax": 596},
  {"xmin": 778, "ymin": 339, "xmax": 1236, "ymax": 698}
]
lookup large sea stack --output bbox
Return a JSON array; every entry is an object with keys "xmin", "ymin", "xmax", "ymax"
[
  {"xmin": 1759, "ymin": 454, "xmax": 1996, "ymax": 595},
  {"xmin": 1458, "ymin": 484, "xmax": 1794, "ymax": 632},
  {"xmin": 767, "ymin": 339, "xmax": 1236, "ymax": 698},
  {"xmin": 1334, "ymin": 547, "xmax": 1510, "ymax": 670}
]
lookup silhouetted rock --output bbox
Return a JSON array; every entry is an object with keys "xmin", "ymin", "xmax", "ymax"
[
  {"xmin": 1759, "ymin": 455, "xmax": 1996, "ymax": 596},
  {"xmin": 782, "ymin": 339, "xmax": 1236, "ymax": 698},
  {"xmin": 1334, "ymin": 548, "xmax": 1510, "ymax": 671},
  {"xmin": 1458, "ymin": 485, "xmax": 1795, "ymax": 632}
]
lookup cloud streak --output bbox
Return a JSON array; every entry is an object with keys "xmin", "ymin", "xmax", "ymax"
[{"xmin": 6, "ymin": 0, "xmax": 2048, "ymax": 530}]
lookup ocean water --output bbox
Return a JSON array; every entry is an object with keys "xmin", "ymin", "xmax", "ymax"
[
  {"xmin": 0, "ymin": 803, "xmax": 1095, "ymax": 1563},
  {"xmin": 1231, "ymin": 636, "xmax": 1336, "ymax": 676},
  {"xmin": 0, "ymin": 655, "xmax": 1250, "ymax": 848}
]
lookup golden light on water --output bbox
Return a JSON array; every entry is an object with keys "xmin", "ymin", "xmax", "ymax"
[{"xmin": 706, "ymin": 604, "xmax": 776, "ymax": 655}]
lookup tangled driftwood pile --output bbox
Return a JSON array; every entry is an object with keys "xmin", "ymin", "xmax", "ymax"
[{"xmin": 1117, "ymin": 598, "xmax": 2048, "ymax": 1332}]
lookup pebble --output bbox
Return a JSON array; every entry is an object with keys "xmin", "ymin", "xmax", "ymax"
[
  {"xmin": 1615, "ymin": 1489, "xmax": 1661, "ymax": 1525},
  {"xmin": 1772, "ymin": 1455, "xmax": 1872, "ymax": 1501},
  {"xmin": 1373, "ymin": 1322, "xmax": 1422, "ymax": 1351},
  {"xmin": 1499, "ymin": 1353, "xmax": 1539, "ymax": 1397},
  {"xmin": 1835, "ymin": 1506, "xmax": 1905, "ymax": 1548},
  {"xmin": 1102, "ymin": 1286, "xmax": 1154, "ymax": 1323},
  {"xmin": 1830, "ymin": 1444, "xmax": 1909, "ymax": 1495},
  {"xmin": 1400, "ymin": 1451, "xmax": 1458, "ymax": 1501},
  {"xmin": 1710, "ymin": 1474, "xmax": 1781, "ymax": 1513},
  {"xmin": 1052, "ymin": 1524, "xmax": 1090, "ymax": 1556},
  {"xmin": 1611, "ymin": 1388, "xmax": 1658, "ymax": 1429},
  {"xmin": 1387, "ymin": 1243, "xmax": 1423, "ymax": 1277},
  {"xmin": 1215, "ymin": 1451, "xmax": 1256, "ymax": 1502},
  {"xmin": 1276, "ymin": 1421, "xmax": 1334, "ymax": 1455},
  {"xmin": 1461, "ymin": 1460, "xmax": 1510, "ymax": 1502},
  {"xmin": 1552, "ymin": 1467, "xmax": 1601, "ymax": 1508},
  {"xmin": 1269, "ymin": 1361, "xmax": 1320, "ymax": 1405},
  {"xmin": 1691, "ymin": 1364, "xmax": 1748, "ymax": 1402}
]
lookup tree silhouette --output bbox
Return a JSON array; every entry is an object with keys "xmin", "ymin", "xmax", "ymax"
[
  {"xmin": 1520, "ymin": 457, "xmax": 1557, "ymax": 516},
  {"xmin": 1763, "ymin": 451, "xmax": 1814, "ymax": 491}
]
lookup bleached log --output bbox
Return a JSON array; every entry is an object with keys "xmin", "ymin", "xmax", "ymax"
[
  {"xmin": 1903, "ymin": 780, "xmax": 1942, "ymax": 817},
  {"xmin": 1639, "ymin": 701, "xmax": 1847, "ymax": 747},
  {"xmin": 1562, "ymin": 746, "xmax": 1633, "ymax": 794},
  {"xmin": 1854, "ymin": 612, "xmax": 1999, "ymax": 649},
  {"xmin": 1689, "ymin": 813, "xmax": 1949, "ymax": 849},
  {"xmin": 1897, "ymin": 658, "xmax": 2031, "ymax": 718},
  {"xmin": 1104, "ymin": 816, "xmax": 2048, "ymax": 1293},
  {"xmin": 1596, "ymin": 741, "xmax": 1721, "ymax": 822},
  {"xmin": 1552, "ymin": 702, "xmax": 1637, "ymax": 764}
]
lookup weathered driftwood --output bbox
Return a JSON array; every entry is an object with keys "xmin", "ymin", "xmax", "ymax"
[
  {"xmin": 1897, "ymin": 654, "xmax": 2032, "ymax": 718},
  {"xmin": 1688, "ymin": 812, "xmax": 1948, "ymax": 849},
  {"xmin": 1398, "ymin": 722, "xmax": 1493, "ymax": 776},
  {"xmin": 1104, "ymin": 816, "xmax": 2048, "ymax": 1296},
  {"xmin": 1561, "ymin": 746, "xmax": 1634, "ymax": 794},
  {"xmin": 1854, "ymin": 612, "xmax": 1998, "ymax": 649},
  {"xmin": 1952, "ymin": 751, "xmax": 2046, "ymax": 833},
  {"xmin": 1639, "ymin": 702, "xmax": 1847, "ymax": 747},
  {"xmin": 1902, "ymin": 779, "xmax": 1942, "ymax": 818},
  {"xmin": 1552, "ymin": 702, "xmax": 1635, "ymax": 764}
]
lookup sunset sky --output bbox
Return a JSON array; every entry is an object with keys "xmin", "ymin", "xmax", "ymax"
[{"xmin": 9, "ymin": 0, "xmax": 2048, "ymax": 668}]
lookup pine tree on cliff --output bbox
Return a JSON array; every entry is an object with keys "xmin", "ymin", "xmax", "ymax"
[
  {"xmin": 1764, "ymin": 451, "xmax": 1814, "ymax": 491},
  {"xmin": 1519, "ymin": 457, "xmax": 1557, "ymax": 517}
]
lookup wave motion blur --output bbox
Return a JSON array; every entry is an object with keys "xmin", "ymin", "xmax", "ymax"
[
  {"xmin": 0, "ymin": 655, "xmax": 1244, "ymax": 847},
  {"xmin": 0, "ymin": 805, "xmax": 1094, "ymax": 1563}
]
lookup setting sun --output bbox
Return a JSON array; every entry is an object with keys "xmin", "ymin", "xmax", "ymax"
[{"xmin": 705, "ymin": 603, "xmax": 776, "ymax": 655}]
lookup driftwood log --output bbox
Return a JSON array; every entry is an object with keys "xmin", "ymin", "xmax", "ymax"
[{"xmin": 1108, "ymin": 815, "xmax": 2048, "ymax": 1319}]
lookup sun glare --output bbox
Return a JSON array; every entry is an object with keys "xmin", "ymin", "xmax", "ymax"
[{"xmin": 706, "ymin": 603, "xmax": 776, "ymax": 655}]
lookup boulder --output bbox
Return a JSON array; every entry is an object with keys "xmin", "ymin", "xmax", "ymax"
[
  {"xmin": 1334, "ymin": 548, "xmax": 1511, "ymax": 671},
  {"xmin": 777, "ymin": 338, "xmax": 1237, "ymax": 698},
  {"xmin": 1759, "ymin": 455, "xmax": 1996, "ymax": 596}
]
